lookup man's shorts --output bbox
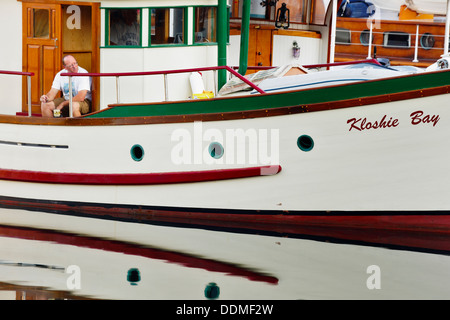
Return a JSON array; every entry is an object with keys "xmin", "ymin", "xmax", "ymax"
[{"xmin": 53, "ymin": 97, "xmax": 91, "ymax": 116}]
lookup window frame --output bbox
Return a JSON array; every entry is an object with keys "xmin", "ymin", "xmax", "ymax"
[
  {"xmin": 335, "ymin": 28, "xmax": 351, "ymax": 45},
  {"xmin": 149, "ymin": 6, "xmax": 189, "ymax": 47},
  {"xmin": 104, "ymin": 7, "xmax": 143, "ymax": 48},
  {"xmin": 383, "ymin": 31, "xmax": 411, "ymax": 48},
  {"xmin": 102, "ymin": 5, "xmax": 223, "ymax": 48},
  {"xmin": 192, "ymin": 5, "xmax": 218, "ymax": 46}
]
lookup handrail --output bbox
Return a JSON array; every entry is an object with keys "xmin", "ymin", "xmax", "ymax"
[
  {"xmin": 61, "ymin": 66, "xmax": 265, "ymax": 118},
  {"xmin": 0, "ymin": 70, "xmax": 34, "ymax": 76},
  {"xmin": 231, "ymin": 59, "xmax": 382, "ymax": 71},
  {"xmin": 303, "ymin": 58, "xmax": 382, "ymax": 69},
  {"xmin": 0, "ymin": 70, "xmax": 34, "ymax": 117}
]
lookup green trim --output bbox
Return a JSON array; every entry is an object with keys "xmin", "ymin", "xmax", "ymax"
[
  {"xmin": 103, "ymin": 6, "xmax": 222, "ymax": 48},
  {"xmin": 217, "ymin": 0, "xmax": 228, "ymax": 88},
  {"xmin": 85, "ymin": 71, "xmax": 450, "ymax": 119},
  {"xmin": 238, "ymin": 0, "xmax": 251, "ymax": 76}
]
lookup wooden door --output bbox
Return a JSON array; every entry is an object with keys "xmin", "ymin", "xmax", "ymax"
[
  {"xmin": 248, "ymin": 27, "xmax": 272, "ymax": 73},
  {"xmin": 61, "ymin": 3, "xmax": 100, "ymax": 111},
  {"xmin": 22, "ymin": 1, "xmax": 100, "ymax": 115},
  {"xmin": 22, "ymin": 2, "xmax": 61, "ymax": 114}
]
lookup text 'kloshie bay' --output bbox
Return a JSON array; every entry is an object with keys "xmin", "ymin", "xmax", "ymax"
[{"xmin": 347, "ymin": 111, "xmax": 440, "ymax": 132}]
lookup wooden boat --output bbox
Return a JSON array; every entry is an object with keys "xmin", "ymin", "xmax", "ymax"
[
  {"xmin": 0, "ymin": 0, "xmax": 449, "ymax": 255},
  {"xmin": 335, "ymin": 0, "xmax": 450, "ymax": 67}
]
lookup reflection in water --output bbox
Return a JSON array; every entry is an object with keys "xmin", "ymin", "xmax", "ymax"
[
  {"xmin": 127, "ymin": 268, "xmax": 141, "ymax": 286},
  {"xmin": 0, "ymin": 207, "xmax": 449, "ymax": 300}
]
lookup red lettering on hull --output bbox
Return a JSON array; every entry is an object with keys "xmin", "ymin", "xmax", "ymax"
[
  {"xmin": 347, "ymin": 111, "xmax": 440, "ymax": 131},
  {"xmin": 410, "ymin": 111, "xmax": 440, "ymax": 127},
  {"xmin": 347, "ymin": 115, "xmax": 399, "ymax": 132}
]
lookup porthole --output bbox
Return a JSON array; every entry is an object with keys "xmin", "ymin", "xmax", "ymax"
[
  {"xmin": 420, "ymin": 33, "xmax": 435, "ymax": 50},
  {"xmin": 204, "ymin": 282, "xmax": 220, "ymax": 300},
  {"xmin": 208, "ymin": 142, "xmax": 224, "ymax": 159},
  {"xmin": 360, "ymin": 29, "xmax": 372, "ymax": 46},
  {"xmin": 297, "ymin": 135, "xmax": 314, "ymax": 152},
  {"xmin": 130, "ymin": 144, "xmax": 144, "ymax": 161}
]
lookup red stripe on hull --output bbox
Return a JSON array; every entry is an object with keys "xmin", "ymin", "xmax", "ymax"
[
  {"xmin": 1, "ymin": 196, "xmax": 449, "ymax": 254},
  {"xmin": 0, "ymin": 165, "xmax": 281, "ymax": 185},
  {"xmin": 0, "ymin": 224, "xmax": 278, "ymax": 285}
]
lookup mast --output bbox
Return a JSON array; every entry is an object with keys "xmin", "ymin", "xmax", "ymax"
[
  {"xmin": 238, "ymin": 0, "xmax": 251, "ymax": 76},
  {"xmin": 217, "ymin": 0, "xmax": 228, "ymax": 89},
  {"xmin": 329, "ymin": 0, "xmax": 338, "ymax": 63},
  {"xmin": 445, "ymin": 0, "xmax": 450, "ymax": 56}
]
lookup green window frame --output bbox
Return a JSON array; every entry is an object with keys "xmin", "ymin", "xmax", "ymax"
[
  {"xmin": 102, "ymin": 6, "xmax": 226, "ymax": 48},
  {"xmin": 193, "ymin": 6, "xmax": 218, "ymax": 45},
  {"xmin": 105, "ymin": 8, "xmax": 143, "ymax": 48},
  {"xmin": 149, "ymin": 7, "xmax": 188, "ymax": 47}
]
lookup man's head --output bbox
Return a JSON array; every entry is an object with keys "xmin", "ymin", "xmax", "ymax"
[{"xmin": 63, "ymin": 55, "xmax": 79, "ymax": 73}]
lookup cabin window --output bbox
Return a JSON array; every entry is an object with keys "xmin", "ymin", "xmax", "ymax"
[
  {"xmin": 383, "ymin": 31, "xmax": 410, "ymax": 48},
  {"xmin": 194, "ymin": 6, "xmax": 217, "ymax": 44},
  {"xmin": 336, "ymin": 28, "xmax": 351, "ymax": 44},
  {"xmin": 150, "ymin": 8, "xmax": 186, "ymax": 45},
  {"xmin": 33, "ymin": 9, "xmax": 50, "ymax": 38},
  {"xmin": 108, "ymin": 9, "xmax": 141, "ymax": 46},
  {"xmin": 420, "ymin": 33, "xmax": 435, "ymax": 50}
]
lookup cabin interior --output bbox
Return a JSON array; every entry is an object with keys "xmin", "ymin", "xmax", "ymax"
[{"xmin": 0, "ymin": 0, "xmax": 334, "ymax": 117}]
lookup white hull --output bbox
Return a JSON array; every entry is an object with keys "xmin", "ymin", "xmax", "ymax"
[{"xmin": 0, "ymin": 94, "xmax": 448, "ymax": 212}]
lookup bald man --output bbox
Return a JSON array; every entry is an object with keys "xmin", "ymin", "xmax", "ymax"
[{"xmin": 40, "ymin": 55, "xmax": 92, "ymax": 117}]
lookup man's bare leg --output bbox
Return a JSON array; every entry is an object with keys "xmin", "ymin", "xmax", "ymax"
[{"xmin": 41, "ymin": 101, "xmax": 55, "ymax": 118}]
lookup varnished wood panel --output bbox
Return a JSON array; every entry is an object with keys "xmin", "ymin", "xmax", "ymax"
[
  {"xmin": 42, "ymin": 45, "xmax": 57, "ymax": 96},
  {"xmin": 335, "ymin": 17, "xmax": 447, "ymax": 66},
  {"xmin": 26, "ymin": 44, "xmax": 41, "ymax": 105},
  {"xmin": 62, "ymin": 4, "xmax": 92, "ymax": 53}
]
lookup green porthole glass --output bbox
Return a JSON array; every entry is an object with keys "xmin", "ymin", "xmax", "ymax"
[
  {"xmin": 208, "ymin": 142, "xmax": 224, "ymax": 159},
  {"xmin": 204, "ymin": 282, "xmax": 220, "ymax": 299},
  {"xmin": 131, "ymin": 144, "xmax": 144, "ymax": 161},
  {"xmin": 297, "ymin": 135, "xmax": 314, "ymax": 152}
]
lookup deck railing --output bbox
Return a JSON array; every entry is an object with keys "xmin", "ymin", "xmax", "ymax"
[
  {"xmin": 0, "ymin": 70, "xmax": 34, "ymax": 116},
  {"xmin": 339, "ymin": 20, "xmax": 450, "ymax": 63},
  {"xmin": 6, "ymin": 60, "xmax": 382, "ymax": 118},
  {"xmin": 62, "ymin": 66, "xmax": 266, "ymax": 118},
  {"xmin": 233, "ymin": 59, "xmax": 382, "ymax": 71}
]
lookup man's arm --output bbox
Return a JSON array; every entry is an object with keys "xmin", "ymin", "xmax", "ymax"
[{"xmin": 72, "ymin": 89, "xmax": 88, "ymax": 102}]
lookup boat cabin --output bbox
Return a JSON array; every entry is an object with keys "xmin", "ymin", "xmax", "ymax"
[
  {"xmin": 335, "ymin": 0, "xmax": 450, "ymax": 67},
  {"xmin": 0, "ymin": 0, "xmax": 335, "ymax": 117}
]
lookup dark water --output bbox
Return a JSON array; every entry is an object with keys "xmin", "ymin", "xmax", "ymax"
[{"xmin": 1, "ymin": 207, "xmax": 449, "ymax": 300}]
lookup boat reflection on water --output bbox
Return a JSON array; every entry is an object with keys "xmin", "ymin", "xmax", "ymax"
[{"xmin": 0, "ymin": 207, "xmax": 449, "ymax": 300}]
